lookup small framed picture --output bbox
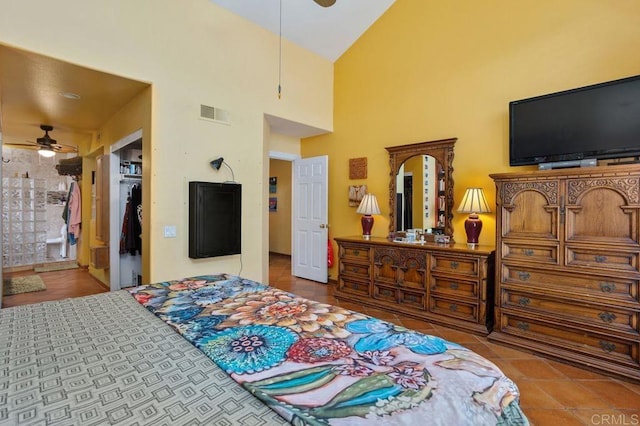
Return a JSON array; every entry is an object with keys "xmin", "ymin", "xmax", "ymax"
[
  {"xmin": 269, "ymin": 177, "xmax": 277, "ymax": 193},
  {"xmin": 269, "ymin": 197, "xmax": 277, "ymax": 212}
]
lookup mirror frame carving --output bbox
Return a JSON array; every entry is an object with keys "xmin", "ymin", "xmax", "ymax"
[{"xmin": 386, "ymin": 138, "xmax": 457, "ymax": 238}]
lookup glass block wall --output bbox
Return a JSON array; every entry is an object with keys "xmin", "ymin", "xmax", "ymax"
[{"xmin": 2, "ymin": 177, "xmax": 47, "ymax": 267}]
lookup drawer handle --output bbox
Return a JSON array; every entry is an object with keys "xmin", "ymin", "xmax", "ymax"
[
  {"xmin": 600, "ymin": 282, "xmax": 616, "ymax": 293},
  {"xmin": 406, "ymin": 295, "xmax": 417, "ymax": 302},
  {"xmin": 523, "ymin": 249, "xmax": 534, "ymax": 256},
  {"xmin": 516, "ymin": 322, "xmax": 530, "ymax": 331},
  {"xmin": 599, "ymin": 341, "xmax": 616, "ymax": 353},
  {"xmin": 353, "ymin": 283, "xmax": 359, "ymax": 290},
  {"xmin": 518, "ymin": 297, "xmax": 530, "ymax": 306},
  {"xmin": 449, "ymin": 304, "xmax": 458, "ymax": 312},
  {"xmin": 450, "ymin": 282, "xmax": 459, "ymax": 290},
  {"xmin": 351, "ymin": 267, "xmax": 359, "ymax": 273},
  {"xmin": 598, "ymin": 312, "xmax": 617, "ymax": 323},
  {"xmin": 517, "ymin": 271, "xmax": 530, "ymax": 281},
  {"xmin": 450, "ymin": 261, "xmax": 459, "ymax": 269},
  {"xmin": 595, "ymin": 255, "xmax": 607, "ymax": 263},
  {"xmin": 352, "ymin": 250, "xmax": 360, "ymax": 256},
  {"xmin": 382, "ymin": 289, "xmax": 393, "ymax": 297}
]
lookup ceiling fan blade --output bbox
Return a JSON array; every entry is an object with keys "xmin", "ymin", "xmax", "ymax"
[
  {"xmin": 3, "ymin": 143, "xmax": 40, "ymax": 150},
  {"xmin": 313, "ymin": 0, "xmax": 336, "ymax": 7},
  {"xmin": 51, "ymin": 144, "xmax": 78, "ymax": 154}
]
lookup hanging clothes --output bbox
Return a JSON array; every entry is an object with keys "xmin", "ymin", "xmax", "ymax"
[
  {"xmin": 64, "ymin": 181, "xmax": 81, "ymax": 245},
  {"xmin": 120, "ymin": 184, "xmax": 142, "ymax": 255}
]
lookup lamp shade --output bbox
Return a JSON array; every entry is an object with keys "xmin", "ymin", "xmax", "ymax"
[
  {"xmin": 356, "ymin": 193, "xmax": 381, "ymax": 215},
  {"xmin": 457, "ymin": 188, "xmax": 491, "ymax": 214}
]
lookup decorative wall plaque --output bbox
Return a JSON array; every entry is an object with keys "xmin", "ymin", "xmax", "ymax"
[{"xmin": 349, "ymin": 157, "xmax": 367, "ymax": 179}]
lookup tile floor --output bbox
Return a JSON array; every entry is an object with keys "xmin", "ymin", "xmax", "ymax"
[{"xmin": 268, "ymin": 253, "xmax": 640, "ymax": 426}]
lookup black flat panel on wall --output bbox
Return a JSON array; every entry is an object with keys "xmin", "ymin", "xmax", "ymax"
[{"xmin": 189, "ymin": 181, "xmax": 241, "ymax": 258}]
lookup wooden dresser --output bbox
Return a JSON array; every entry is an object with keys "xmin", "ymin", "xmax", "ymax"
[
  {"xmin": 490, "ymin": 165, "xmax": 640, "ymax": 381},
  {"xmin": 334, "ymin": 236, "xmax": 495, "ymax": 335}
]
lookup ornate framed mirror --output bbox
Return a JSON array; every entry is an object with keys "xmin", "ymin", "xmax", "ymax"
[{"xmin": 386, "ymin": 138, "xmax": 456, "ymax": 238}]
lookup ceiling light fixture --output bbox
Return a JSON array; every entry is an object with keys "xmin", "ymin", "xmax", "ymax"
[
  {"xmin": 59, "ymin": 91, "xmax": 81, "ymax": 100},
  {"xmin": 38, "ymin": 148, "xmax": 56, "ymax": 158}
]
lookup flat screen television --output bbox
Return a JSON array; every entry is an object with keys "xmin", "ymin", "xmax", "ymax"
[
  {"xmin": 189, "ymin": 181, "xmax": 241, "ymax": 258},
  {"xmin": 509, "ymin": 75, "xmax": 640, "ymax": 167}
]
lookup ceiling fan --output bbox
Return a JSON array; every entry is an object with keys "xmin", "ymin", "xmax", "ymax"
[
  {"xmin": 5, "ymin": 124, "xmax": 78, "ymax": 157},
  {"xmin": 313, "ymin": 0, "xmax": 336, "ymax": 7}
]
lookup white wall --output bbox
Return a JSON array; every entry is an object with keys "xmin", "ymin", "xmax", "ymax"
[{"xmin": 0, "ymin": 0, "xmax": 333, "ymax": 283}]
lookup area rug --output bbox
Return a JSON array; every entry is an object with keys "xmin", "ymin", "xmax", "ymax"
[
  {"xmin": 3, "ymin": 275, "xmax": 46, "ymax": 296},
  {"xmin": 34, "ymin": 263, "xmax": 78, "ymax": 273}
]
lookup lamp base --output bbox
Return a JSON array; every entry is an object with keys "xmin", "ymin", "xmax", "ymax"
[
  {"xmin": 464, "ymin": 214, "xmax": 483, "ymax": 246},
  {"xmin": 361, "ymin": 215, "xmax": 374, "ymax": 240}
]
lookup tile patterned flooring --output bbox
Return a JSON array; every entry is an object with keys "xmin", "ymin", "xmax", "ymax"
[{"xmin": 3, "ymin": 255, "xmax": 639, "ymax": 425}]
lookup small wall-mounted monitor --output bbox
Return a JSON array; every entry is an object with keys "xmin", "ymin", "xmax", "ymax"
[{"xmin": 189, "ymin": 181, "xmax": 241, "ymax": 258}]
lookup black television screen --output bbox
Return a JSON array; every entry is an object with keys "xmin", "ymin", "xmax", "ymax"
[
  {"xmin": 189, "ymin": 181, "xmax": 241, "ymax": 258},
  {"xmin": 509, "ymin": 75, "xmax": 640, "ymax": 167}
]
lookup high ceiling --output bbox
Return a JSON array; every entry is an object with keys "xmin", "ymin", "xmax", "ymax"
[
  {"xmin": 0, "ymin": 1, "xmax": 394, "ymax": 149},
  {"xmin": 210, "ymin": 0, "xmax": 395, "ymax": 62}
]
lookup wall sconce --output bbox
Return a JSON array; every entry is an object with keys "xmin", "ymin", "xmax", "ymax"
[
  {"xmin": 356, "ymin": 193, "xmax": 381, "ymax": 240},
  {"xmin": 457, "ymin": 188, "xmax": 491, "ymax": 247},
  {"xmin": 210, "ymin": 157, "xmax": 236, "ymax": 182},
  {"xmin": 38, "ymin": 148, "xmax": 56, "ymax": 158}
]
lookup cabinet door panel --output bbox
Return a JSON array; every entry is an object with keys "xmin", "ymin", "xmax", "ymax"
[
  {"xmin": 566, "ymin": 184, "xmax": 639, "ymax": 244},
  {"xmin": 501, "ymin": 183, "xmax": 559, "ymax": 240}
]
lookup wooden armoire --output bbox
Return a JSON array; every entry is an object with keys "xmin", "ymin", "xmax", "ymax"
[{"xmin": 490, "ymin": 165, "xmax": 640, "ymax": 381}]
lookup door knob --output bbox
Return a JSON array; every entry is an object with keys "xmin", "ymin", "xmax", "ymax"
[{"xmin": 319, "ymin": 224, "xmax": 330, "ymax": 228}]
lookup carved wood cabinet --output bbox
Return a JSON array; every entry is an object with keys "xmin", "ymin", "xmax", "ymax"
[
  {"xmin": 490, "ymin": 165, "xmax": 640, "ymax": 381},
  {"xmin": 335, "ymin": 236, "xmax": 495, "ymax": 335}
]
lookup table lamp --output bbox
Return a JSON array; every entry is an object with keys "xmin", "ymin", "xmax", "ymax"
[
  {"xmin": 356, "ymin": 193, "xmax": 381, "ymax": 240},
  {"xmin": 457, "ymin": 188, "xmax": 491, "ymax": 247}
]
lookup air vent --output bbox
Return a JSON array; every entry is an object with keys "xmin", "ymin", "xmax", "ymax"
[{"xmin": 200, "ymin": 104, "xmax": 230, "ymax": 125}]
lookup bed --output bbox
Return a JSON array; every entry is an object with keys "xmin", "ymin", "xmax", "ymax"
[{"xmin": 1, "ymin": 274, "xmax": 529, "ymax": 425}]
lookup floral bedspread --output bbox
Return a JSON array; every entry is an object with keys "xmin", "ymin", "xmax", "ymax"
[{"xmin": 129, "ymin": 274, "xmax": 529, "ymax": 426}]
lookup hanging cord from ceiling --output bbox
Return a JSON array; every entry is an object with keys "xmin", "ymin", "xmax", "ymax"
[{"xmin": 278, "ymin": 0, "xmax": 283, "ymax": 99}]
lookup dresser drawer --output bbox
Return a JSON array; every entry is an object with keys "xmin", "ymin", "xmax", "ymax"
[
  {"xmin": 566, "ymin": 245, "xmax": 638, "ymax": 273},
  {"xmin": 497, "ymin": 312, "xmax": 640, "ymax": 368},
  {"xmin": 338, "ymin": 278, "xmax": 370, "ymax": 297},
  {"xmin": 400, "ymin": 289, "xmax": 426, "ymax": 310},
  {"xmin": 340, "ymin": 261, "xmax": 370, "ymax": 280},
  {"xmin": 430, "ymin": 254, "xmax": 479, "ymax": 278},
  {"xmin": 501, "ymin": 241, "xmax": 558, "ymax": 265},
  {"xmin": 373, "ymin": 284, "xmax": 397, "ymax": 304},
  {"xmin": 430, "ymin": 276, "xmax": 478, "ymax": 299},
  {"xmin": 501, "ymin": 288, "xmax": 640, "ymax": 336},
  {"xmin": 429, "ymin": 295, "xmax": 478, "ymax": 322},
  {"xmin": 339, "ymin": 244, "xmax": 371, "ymax": 262},
  {"xmin": 502, "ymin": 264, "xmax": 640, "ymax": 304}
]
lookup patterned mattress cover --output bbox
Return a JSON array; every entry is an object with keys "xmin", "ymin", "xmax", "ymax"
[
  {"xmin": 0, "ymin": 290, "xmax": 288, "ymax": 425},
  {"xmin": 130, "ymin": 274, "xmax": 529, "ymax": 426}
]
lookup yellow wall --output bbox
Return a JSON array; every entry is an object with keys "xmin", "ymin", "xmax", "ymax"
[
  {"xmin": 301, "ymin": 0, "xmax": 640, "ymax": 278},
  {"xmin": 0, "ymin": 0, "xmax": 333, "ymax": 284},
  {"xmin": 268, "ymin": 159, "xmax": 292, "ymax": 255}
]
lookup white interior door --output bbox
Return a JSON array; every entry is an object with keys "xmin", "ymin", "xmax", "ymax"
[{"xmin": 293, "ymin": 155, "xmax": 328, "ymax": 283}]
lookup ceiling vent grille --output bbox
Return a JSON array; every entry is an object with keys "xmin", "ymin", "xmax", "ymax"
[{"xmin": 200, "ymin": 104, "xmax": 230, "ymax": 125}]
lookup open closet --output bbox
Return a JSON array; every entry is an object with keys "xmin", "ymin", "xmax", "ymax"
[{"xmin": 94, "ymin": 129, "xmax": 143, "ymax": 290}]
